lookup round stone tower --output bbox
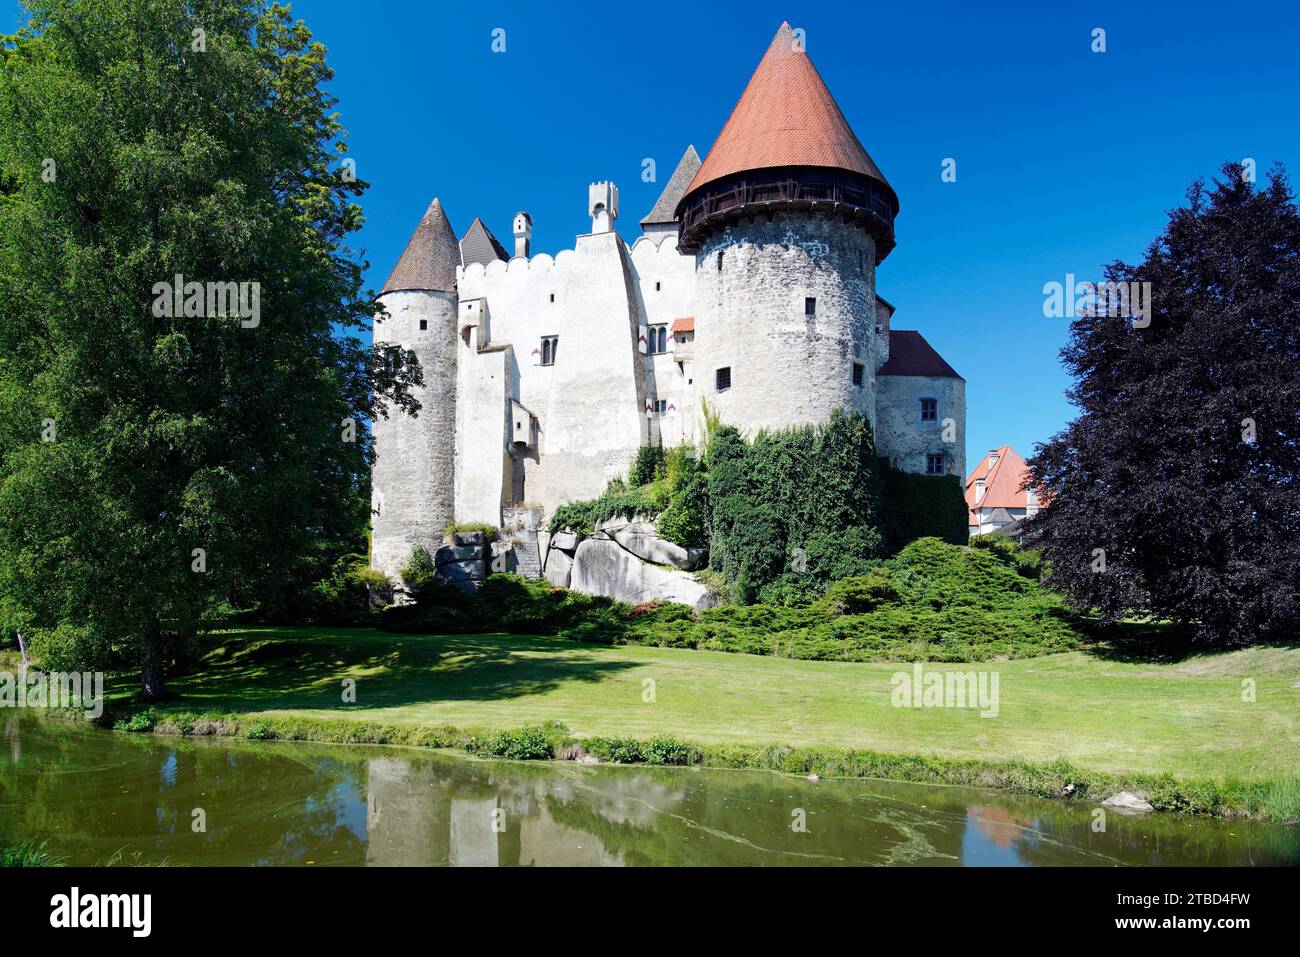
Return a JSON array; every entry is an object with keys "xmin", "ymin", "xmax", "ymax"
[
  {"xmin": 370, "ymin": 198, "xmax": 460, "ymax": 582},
  {"xmin": 677, "ymin": 22, "xmax": 899, "ymax": 435}
]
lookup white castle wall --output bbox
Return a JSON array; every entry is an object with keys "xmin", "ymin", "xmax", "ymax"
[
  {"xmin": 692, "ymin": 211, "xmax": 879, "ymax": 436},
  {"xmin": 455, "ymin": 230, "xmax": 651, "ymax": 518},
  {"xmin": 628, "ymin": 233, "xmax": 698, "ymax": 448},
  {"xmin": 370, "ymin": 288, "xmax": 458, "ymax": 579},
  {"xmin": 875, "ymin": 374, "xmax": 967, "ymax": 478}
]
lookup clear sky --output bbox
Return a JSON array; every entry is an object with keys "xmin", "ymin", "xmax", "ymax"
[{"xmin": 10, "ymin": 1, "xmax": 1299, "ymax": 465}]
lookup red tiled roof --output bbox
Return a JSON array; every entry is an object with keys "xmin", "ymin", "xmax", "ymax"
[
  {"xmin": 877, "ymin": 331, "xmax": 962, "ymax": 380},
  {"xmin": 381, "ymin": 198, "xmax": 459, "ymax": 294},
  {"xmin": 965, "ymin": 446, "xmax": 1040, "ymax": 513},
  {"xmin": 685, "ymin": 22, "xmax": 893, "ymax": 198},
  {"xmin": 670, "ymin": 316, "xmax": 695, "ymax": 334}
]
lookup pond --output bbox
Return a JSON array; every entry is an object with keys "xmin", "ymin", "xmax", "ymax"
[{"xmin": 1, "ymin": 714, "xmax": 1295, "ymax": 866}]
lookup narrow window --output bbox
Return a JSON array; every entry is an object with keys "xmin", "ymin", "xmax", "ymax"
[
  {"xmin": 541, "ymin": 336, "xmax": 558, "ymax": 366},
  {"xmin": 549, "ymin": 293, "xmax": 555, "ymax": 303},
  {"xmin": 419, "ymin": 319, "xmax": 428, "ymax": 331},
  {"xmin": 805, "ymin": 297, "xmax": 816, "ymax": 316},
  {"xmin": 852, "ymin": 362, "xmax": 864, "ymax": 387},
  {"xmin": 718, "ymin": 251, "xmax": 724, "ymax": 272},
  {"xmin": 926, "ymin": 454, "xmax": 945, "ymax": 476},
  {"xmin": 648, "ymin": 325, "xmax": 668, "ymax": 354},
  {"xmin": 920, "ymin": 397, "xmax": 938, "ymax": 422},
  {"xmin": 655, "ymin": 281, "xmax": 662, "ymax": 292},
  {"xmin": 715, "ymin": 366, "xmax": 731, "ymax": 391}
]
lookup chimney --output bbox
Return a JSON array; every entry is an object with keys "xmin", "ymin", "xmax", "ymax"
[
  {"xmin": 512, "ymin": 211, "xmax": 531, "ymax": 258},
  {"xmin": 588, "ymin": 182, "xmax": 618, "ymax": 234}
]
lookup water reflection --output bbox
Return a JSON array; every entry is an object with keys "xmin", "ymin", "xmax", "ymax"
[{"xmin": 1, "ymin": 716, "xmax": 1296, "ymax": 867}]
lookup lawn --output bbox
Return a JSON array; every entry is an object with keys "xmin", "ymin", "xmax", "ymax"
[{"xmin": 127, "ymin": 626, "xmax": 1300, "ymax": 782}]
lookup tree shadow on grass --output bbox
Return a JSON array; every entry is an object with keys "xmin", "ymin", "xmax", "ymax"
[
  {"xmin": 1076, "ymin": 618, "xmax": 1299, "ymax": 664},
  {"xmin": 169, "ymin": 627, "xmax": 639, "ymax": 715}
]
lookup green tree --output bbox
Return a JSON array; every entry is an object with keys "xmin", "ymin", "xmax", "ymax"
[{"xmin": 0, "ymin": 0, "xmax": 422, "ymax": 696}]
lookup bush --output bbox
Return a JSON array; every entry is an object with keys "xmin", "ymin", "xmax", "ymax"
[
  {"xmin": 399, "ymin": 546, "xmax": 437, "ymax": 597},
  {"xmin": 114, "ymin": 706, "xmax": 159, "ymax": 733},
  {"xmin": 968, "ymin": 533, "xmax": 1047, "ymax": 580},
  {"xmin": 466, "ymin": 726, "xmax": 554, "ymax": 760},
  {"xmin": 629, "ymin": 443, "xmax": 666, "ymax": 487}
]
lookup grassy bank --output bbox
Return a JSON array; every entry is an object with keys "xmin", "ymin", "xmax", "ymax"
[{"xmin": 92, "ymin": 625, "xmax": 1300, "ymax": 823}]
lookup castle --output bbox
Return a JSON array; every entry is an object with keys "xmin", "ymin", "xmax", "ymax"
[{"xmin": 370, "ymin": 23, "xmax": 966, "ymax": 583}]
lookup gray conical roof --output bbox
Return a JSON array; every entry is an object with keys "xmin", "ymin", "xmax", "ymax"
[
  {"xmin": 640, "ymin": 145, "xmax": 702, "ymax": 226},
  {"xmin": 381, "ymin": 198, "xmax": 459, "ymax": 294},
  {"xmin": 460, "ymin": 217, "xmax": 510, "ymax": 267}
]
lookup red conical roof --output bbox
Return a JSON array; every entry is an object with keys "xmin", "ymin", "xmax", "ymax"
[
  {"xmin": 381, "ymin": 198, "xmax": 459, "ymax": 295},
  {"xmin": 685, "ymin": 23, "xmax": 893, "ymax": 198}
]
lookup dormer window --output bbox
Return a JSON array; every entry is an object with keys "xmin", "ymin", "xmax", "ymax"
[{"xmin": 975, "ymin": 479, "xmax": 986, "ymax": 503}]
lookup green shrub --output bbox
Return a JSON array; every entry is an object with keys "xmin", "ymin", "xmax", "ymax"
[
  {"xmin": 466, "ymin": 726, "xmax": 554, "ymax": 760},
  {"xmin": 114, "ymin": 706, "xmax": 159, "ymax": 733},
  {"xmin": 968, "ymin": 533, "xmax": 1047, "ymax": 580},
  {"xmin": 820, "ymin": 566, "xmax": 902, "ymax": 613},
  {"xmin": 245, "ymin": 719, "xmax": 276, "ymax": 740},
  {"xmin": 399, "ymin": 546, "xmax": 437, "ymax": 596},
  {"xmin": 630, "ymin": 443, "xmax": 666, "ymax": 486}
]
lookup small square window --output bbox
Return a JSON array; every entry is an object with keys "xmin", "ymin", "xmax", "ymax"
[
  {"xmin": 654, "ymin": 399, "xmax": 668, "ymax": 415},
  {"xmin": 920, "ymin": 398, "xmax": 938, "ymax": 422},
  {"xmin": 852, "ymin": 363, "xmax": 864, "ymax": 387},
  {"xmin": 715, "ymin": 367, "xmax": 731, "ymax": 391},
  {"xmin": 805, "ymin": 297, "xmax": 816, "ymax": 316},
  {"xmin": 926, "ymin": 454, "xmax": 945, "ymax": 476},
  {"xmin": 419, "ymin": 319, "xmax": 428, "ymax": 331}
]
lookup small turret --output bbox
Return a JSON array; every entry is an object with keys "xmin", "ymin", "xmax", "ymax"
[
  {"xmin": 588, "ymin": 182, "xmax": 618, "ymax": 234},
  {"xmin": 513, "ymin": 211, "xmax": 532, "ymax": 258}
]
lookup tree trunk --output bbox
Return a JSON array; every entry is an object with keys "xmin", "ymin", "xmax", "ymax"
[{"xmin": 139, "ymin": 638, "xmax": 167, "ymax": 701}]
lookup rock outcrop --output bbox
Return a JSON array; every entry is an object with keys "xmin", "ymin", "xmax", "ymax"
[
  {"xmin": 569, "ymin": 537, "xmax": 716, "ymax": 609},
  {"xmin": 433, "ymin": 532, "xmax": 488, "ymax": 592}
]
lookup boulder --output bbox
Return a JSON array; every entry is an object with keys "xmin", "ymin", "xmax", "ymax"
[
  {"xmin": 569, "ymin": 537, "xmax": 716, "ymax": 609},
  {"xmin": 1101, "ymin": 791, "xmax": 1154, "ymax": 813},
  {"xmin": 544, "ymin": 546, "xmax": 573, "ymax": 588},
  {"xmin": 596, "ymin": 516, "xmax": 703, "ymax": 570},
  {"xmin": 435, "ymin": 544, "xmax": 483, "ymax": 565},
  {"xmin": 434, "ymin": 558, "xmax": 485, "ymax": 593},
  {"xmin": 550, "ymin": 530, "xmax": 579, "ymax": 552}
]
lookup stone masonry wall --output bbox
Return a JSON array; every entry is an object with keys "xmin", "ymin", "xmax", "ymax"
[
  {"xmin": 693, "ymin": 211, "xmax": 879, "ymax": 437},
  {"xmin": 370, "ymin": 289, "xmax": 458, "ymax": 581}
]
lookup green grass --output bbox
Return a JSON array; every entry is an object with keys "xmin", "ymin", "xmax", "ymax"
[
  {"xmin": 108, "ymin": 626, "xmax": 1300, "ymax": 787},
  {"xmin": 0, "ymin": 840, "xmax": 63, "ymax": 867}
]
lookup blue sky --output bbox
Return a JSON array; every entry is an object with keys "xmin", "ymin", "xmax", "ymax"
[{"xmin": 11, "ymin": 1, "xmax": 1299, "ymax": 464}]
